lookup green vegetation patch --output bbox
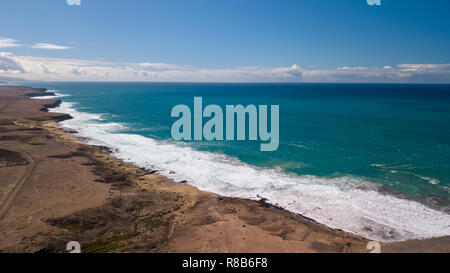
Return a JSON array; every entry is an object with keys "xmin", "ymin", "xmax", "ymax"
[{"xmin": 82, "ymin": 231, "xmax": 140, "ymax": 253}]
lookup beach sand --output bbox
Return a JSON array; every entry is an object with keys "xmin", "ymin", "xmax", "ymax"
[{"xmin": 0, "ymin": 86, "xmax": 448, "ymax": 253}]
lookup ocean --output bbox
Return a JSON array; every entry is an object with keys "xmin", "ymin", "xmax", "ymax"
[{"xmin": 31, "ymin": 82, "xmax": 450, "ymax": 242}]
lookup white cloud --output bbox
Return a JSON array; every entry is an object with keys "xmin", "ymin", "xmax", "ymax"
[
  {"xmin": 285, "ymin": 64, "xmax": 303, "ymax": 78},
  {"xmin": 40, "ymin": 63, "xmax": 57, "ymax": 74},
  {"xmin": 0, "ymin": 51, "xmax": 449, "ymax": 83},
  {"xmin": 337, "ymin": 66, "xmax": 371, "ymax": 70},
  {"xmin": 0, "ymin": 38, "xmax": 22, "ymax": 48},
  {"xmin": 0, "ymin": 38, "xmax": 71, "ymax": 50},
  {"xmin": 67, "ymin": 0, "xmax": 81, "ymax": 6},
  {"xmin": 304, "ymin": 64, "xmax": 450, "ymax": 83},
  {"xmin": 135, "ymin": 62, "xmax": 190, "ymax": 70},
  {"xmin": 0, "ymin": 52, "xmax": 25, "ymax": 73},
  {"xmin": 31, "ymin": 43, "xmax": 71, "ymax": 50},
  {"xmin": 72, "ymin": 67, "xmax": 86, "ymax": 75},
  {"xmin": 397, "ymin": 64, "xmax": 450, "ymax": 72}
]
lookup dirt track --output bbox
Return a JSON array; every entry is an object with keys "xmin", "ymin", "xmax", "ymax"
[{"xmin": 0, "ymin": 148, "xmax": 36, "ymax": 220}]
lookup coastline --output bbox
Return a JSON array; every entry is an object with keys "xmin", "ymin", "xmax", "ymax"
[{"xmin": 0, "ymin": 86, "xmax": 448, "ymax": 253}]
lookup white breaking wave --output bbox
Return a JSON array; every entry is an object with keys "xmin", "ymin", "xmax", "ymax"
[
  {"xmin": 30, "ymin": 89, "xmax": 70, "ymax": 100},
  {"xmin": 45, "ymin": 93, "xmax": 450, "ymax": 242}
]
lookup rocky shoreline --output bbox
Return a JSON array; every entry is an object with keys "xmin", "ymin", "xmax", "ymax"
[{"xmin": 0, "ymin": 86, "xmax": 448, "ymax": 253}]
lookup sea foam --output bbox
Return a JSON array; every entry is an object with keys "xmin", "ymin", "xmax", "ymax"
[{"xmin": 45, "ymin": 93, "xmax": 450, "ymax": 242}]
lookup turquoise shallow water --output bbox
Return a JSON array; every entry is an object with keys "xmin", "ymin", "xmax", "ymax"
[{"xmin": 31, "ymin": 82, "xmax": 450, "ymax": 241}]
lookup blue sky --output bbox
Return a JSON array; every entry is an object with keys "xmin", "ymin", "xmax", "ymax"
[{"xmin": 1, "ymin": 0, "xmax": 450, "ymax": 82}]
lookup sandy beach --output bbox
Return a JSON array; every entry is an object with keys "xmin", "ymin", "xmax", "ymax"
[{"xmin": 0, "ymin": 85, "xmax": 448, "ymax": 253}]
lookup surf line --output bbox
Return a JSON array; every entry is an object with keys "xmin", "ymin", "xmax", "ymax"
[{"xmin": 171, "ymin": 97, "xmax": 279, "ymax": 151}]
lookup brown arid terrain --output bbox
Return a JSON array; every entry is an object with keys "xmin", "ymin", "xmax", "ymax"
[{"xmin": 0, "ymin": 85, "xmax": 448, "ymax": 253}]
